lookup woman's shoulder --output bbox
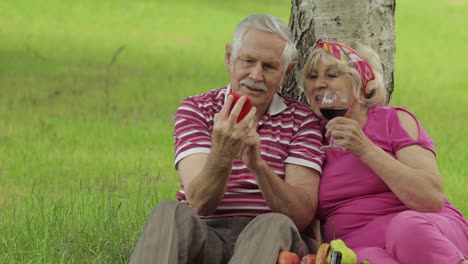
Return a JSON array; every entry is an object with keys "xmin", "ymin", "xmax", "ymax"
[
  {"xmin": 369, "ymin": 105, "xmax": 412, "ymax": 114},
  {"xmin": 368, "ymin": 105, "xmax": 420, "ymax": 123},
  {"xmin": 368, "ymin": 105, "xmax": 435, "ymax": 154}
]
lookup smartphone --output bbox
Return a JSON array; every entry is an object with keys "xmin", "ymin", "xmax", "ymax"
[{"xmin": 228, "ymin": 92, "xmax": 251, "ymax": 123}]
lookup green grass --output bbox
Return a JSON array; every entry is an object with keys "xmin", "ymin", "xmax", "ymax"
[
  {"xmin": 392, "ymin": 0, "xmax": 468, "ymax": 209},
  {"xmin": 0, "ymin": 0, "xmax": 466, "ymax": 262}
]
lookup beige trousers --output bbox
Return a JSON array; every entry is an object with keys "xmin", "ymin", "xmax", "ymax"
[{"xmin": 129, "ymin": 200, "xmax": 309, "ymax": 264}]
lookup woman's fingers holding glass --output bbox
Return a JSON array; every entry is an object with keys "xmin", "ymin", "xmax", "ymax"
[
  {"xmin": 325, "ymin": 116, "xmax": 350, "ymax": 130},
  {"xmin": 327, "ymin": 121, "xmax": 372, "ymax": 154},
  {"xmin": 325, "ymin": 120, "xmax": 358, "ymax": 141}
]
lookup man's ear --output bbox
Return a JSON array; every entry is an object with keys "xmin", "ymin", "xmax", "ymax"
[
  {"xmin": 282, "ymin": 62, "xmax": 297, "ymax": 85},
  {"xmin": 225, "ymin": 44, "xmax": 232, "ymax": 69}
]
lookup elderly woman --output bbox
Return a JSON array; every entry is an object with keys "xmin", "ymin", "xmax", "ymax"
[{"xmin": 299, "ymin": 40, "xmax": 468, "ymax": 263}]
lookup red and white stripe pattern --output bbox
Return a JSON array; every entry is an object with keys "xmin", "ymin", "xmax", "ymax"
[{"xmin": 174, "ymin": 87, "xmax": 324, "ymax": 219}]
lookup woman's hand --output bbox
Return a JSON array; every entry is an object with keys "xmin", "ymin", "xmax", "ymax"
[{"xmin": 325, "ymin": 117, "xmax": 375, "ymax": 158}]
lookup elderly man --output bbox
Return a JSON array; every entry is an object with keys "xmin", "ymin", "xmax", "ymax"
[{"xmin": 130, "ymin": 14, "xmax": 324, "ymax": 264}]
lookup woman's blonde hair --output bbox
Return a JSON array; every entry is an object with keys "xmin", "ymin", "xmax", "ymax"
[{"xmin": 298, "ymin": 41, "xmax": 387, "ymax": 108}]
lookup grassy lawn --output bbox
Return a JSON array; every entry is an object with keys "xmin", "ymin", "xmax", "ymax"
[{"xmin": 0, "ymin": 0, "xmax": 466, "ymax": 262}]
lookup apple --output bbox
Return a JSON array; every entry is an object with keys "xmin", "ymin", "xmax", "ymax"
[{"xmin": 277, "ymin": 250, "xmax": 301, "ymax": 264}]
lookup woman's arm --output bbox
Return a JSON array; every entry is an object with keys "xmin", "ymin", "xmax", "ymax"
[{"xmin": 327, "ymin": 111, "xmax": 445, "ymax": 212}]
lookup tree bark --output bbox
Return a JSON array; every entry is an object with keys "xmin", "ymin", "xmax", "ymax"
[{"xmin": 284, "ymin": 0, "xmax": 395, "ymax": 103}]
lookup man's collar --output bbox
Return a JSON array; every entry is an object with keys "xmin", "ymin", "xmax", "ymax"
[{"xmin": 224, "ymin": 84, "xmax": 287, "ymax": 116}]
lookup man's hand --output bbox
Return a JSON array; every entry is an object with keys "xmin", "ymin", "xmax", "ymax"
[
  {"xmin": 238, "ymin": 126, "xmax": 262, "ymax": 168},
  {"xmin": 211, "ymin": 94, "xmax": 257, "ymax": 161}
]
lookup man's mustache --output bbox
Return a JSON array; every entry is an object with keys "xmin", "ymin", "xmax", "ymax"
[{"xmin": 239, "ymin": 78, "xmax": 267, "ymax": 92}]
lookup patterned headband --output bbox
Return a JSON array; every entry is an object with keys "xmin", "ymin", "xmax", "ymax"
[{"xmin": 316, "ymin": 40, "xmax": 375, "ymax": 98}]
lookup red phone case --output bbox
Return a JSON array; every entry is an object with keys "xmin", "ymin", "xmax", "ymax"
[{"xmin": 228, "ymin": 92, "xmax": 251, "ymax": 123}]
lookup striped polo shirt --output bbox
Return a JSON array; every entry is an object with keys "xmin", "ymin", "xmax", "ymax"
[{"xmin": 174, "ymin": 86, "xmax": 324, "ymax": 219}]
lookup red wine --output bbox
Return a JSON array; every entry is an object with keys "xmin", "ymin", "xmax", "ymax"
[{"xmin": 320, "ymin": 107, "xmax": 347, "ymax": 120}]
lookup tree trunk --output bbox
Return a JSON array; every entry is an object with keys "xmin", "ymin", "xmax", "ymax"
[{"xmin": 284, "ymin": 0, "xmax": 395, "ymax": 103}]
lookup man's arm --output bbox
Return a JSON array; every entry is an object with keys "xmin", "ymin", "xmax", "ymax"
[
  {"xmin": 179, "ymin": 151, "xmax": 320, "ymax": 228},
  {"xmin": 177, "ymin": 95, "xmax": 257, "ymax": 215},
  {"xmin": 251, "ymin": 161, "xmax": 320, "ymax": 231},
  {"xmin": 239, "ymin": 115, "xmax": 323, "ymax": 231},
  {"xmin": 178, "ymin": 153, "xmax": 232, "ymax": 216}
]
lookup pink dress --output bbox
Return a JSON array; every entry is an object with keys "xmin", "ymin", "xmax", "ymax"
[{"xmin": 318, "ymin": 106, "xmax": 468, "ymax": 263}]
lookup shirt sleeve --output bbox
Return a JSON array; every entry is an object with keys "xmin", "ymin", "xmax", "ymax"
[
  {"xmin": 389, "ymin": 106, "xmax": 436, "ymax": 155},
  {"xmin": 284, "ymin": 114, "xmax": 325, "ymax": 174},
  {"xmin": 173, "ymin": 98, "xmax": 212, "ymax": 169}
]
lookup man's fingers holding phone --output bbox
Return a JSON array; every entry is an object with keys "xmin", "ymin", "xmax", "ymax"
[{"xmin": 228, "ymin": 92, "xmax": 254, "ymax": 123}]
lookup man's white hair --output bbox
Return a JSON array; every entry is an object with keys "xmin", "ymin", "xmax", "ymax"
[{"xmin": 230, "ymin": 14, "xmax": 297, "ymax": 69}]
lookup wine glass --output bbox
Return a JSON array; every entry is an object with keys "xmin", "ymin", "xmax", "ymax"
[{"xmin": 318, "ymin": 90, "xmax": 349, "ymax": 149}]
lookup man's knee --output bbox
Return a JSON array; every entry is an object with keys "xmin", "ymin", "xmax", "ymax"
[
  {"xmin": 237, "ymin": 213, "xmax": 298, "ymax": 240},
  {"xmin": 154, "ymin": 200, "xmax": 180, "ymax": 212},
  {"xmin": 246, "ymin": 213, "xmax": 306, "ymax": 256},
  {"xmin": 149, "ymin": 200, "xmax": 191, "ymax": 223},
  {"xmin": 256, "ymin": 213, "xmax": 293, "ymax": 224}
]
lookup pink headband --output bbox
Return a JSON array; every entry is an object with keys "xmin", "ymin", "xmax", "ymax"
[{"xmin": 316, "ymin": 40, "xmax": 375, "ymax": 98}]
